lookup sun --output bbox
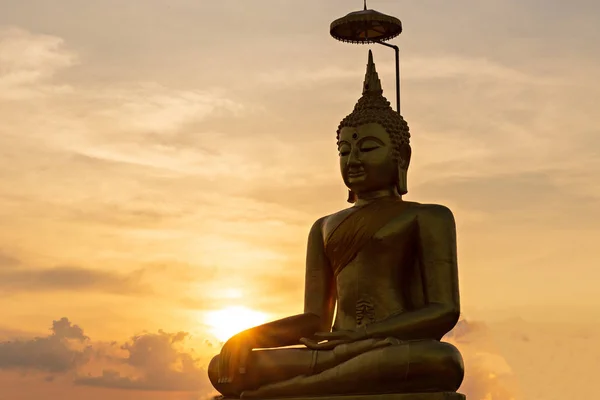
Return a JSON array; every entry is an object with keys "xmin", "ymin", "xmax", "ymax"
[{"xmin": 205, "ymin": 306, "xmax": 269, "ymax": 342}]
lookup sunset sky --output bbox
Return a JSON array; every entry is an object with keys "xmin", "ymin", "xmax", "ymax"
[{"xmin": 0, "ymin": 0, "xmax": 598, "ymax": 399}]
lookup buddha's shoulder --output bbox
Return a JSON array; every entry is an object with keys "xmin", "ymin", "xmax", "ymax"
[
  {"xmin": 413, "ymin": 202, "xmax": 456, "ymax": 223},
  {"xmin": 311, "ymin": 202, "xmax": 455, "ymax": 236},
  {"xmin": 316, "ymin": 208, "xmax": 356, "ymax": 238}
]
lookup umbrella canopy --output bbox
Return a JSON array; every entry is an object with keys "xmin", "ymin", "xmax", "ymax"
[{"xmin": 330, "ymin": 8, "xmax": 402, "ymax": 44}]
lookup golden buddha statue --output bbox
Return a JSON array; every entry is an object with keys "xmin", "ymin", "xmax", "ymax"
[{"xmin": 208, "ymin": 50, "xmax": 465, "ymax": 399}]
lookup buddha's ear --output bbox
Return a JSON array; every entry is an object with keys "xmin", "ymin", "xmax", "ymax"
[
  {"xmin": 396, "ymin": 144, "xmax": 411, "ymax": 195},
  {"xmin": 396, "ymin": 166, "xmax": 408, "ymax": 195},
  {"xmin": 398, "ymin": 143, "xmax": 412, "ymax": 169}
]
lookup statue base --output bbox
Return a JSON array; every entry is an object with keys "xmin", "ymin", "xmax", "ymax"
[{"xmin": 223, "ymin": 394, "xmax": 465, "ymax": 400}]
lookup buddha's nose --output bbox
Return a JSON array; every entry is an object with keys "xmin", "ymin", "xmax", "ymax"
[{"xmin": 347, "ymin": 149, "xmax": 361, "ymax": 166}]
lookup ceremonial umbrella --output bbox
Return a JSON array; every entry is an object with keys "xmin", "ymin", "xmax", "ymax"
[{"xmin": 330, "ymin": 1, "xmax": 403, "ymax": 113}]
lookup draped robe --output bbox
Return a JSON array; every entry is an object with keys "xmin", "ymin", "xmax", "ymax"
[
  {"xmin": 312, "ymin": 198, "xmax": 412, "ymax": 372},
  {"xmin": 324, "ymin": 198, "xmax": 408, "ymax": 277}
]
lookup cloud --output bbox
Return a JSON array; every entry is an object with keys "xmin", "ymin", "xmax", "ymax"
[
  {"xmin": 0, "ymin": 264, "xmax": 150, "ymax": 295},
  {"xmin": 0, "ymin": 318, "xmax": 91, "ymax": 372},
  {"xmin": 75, "ymin": 330, "xmax": 210, "ymax": 392},
  {"xmin": 0, "ymin": 318, "xmax": 214, "ymax": 394},
  {"xmin": 96, "ymin": 83, "xmax": 245, "ymax": 134},
  {"xmin": 0, "ymin": 250, "xmax": 20, "ymax": 267},
  {"xmin": 0, "ymin": 27, "xmax": 77, "ymax": 99},
  {"xmin": 483, "ymin": 318, "xmax": 600, "ymax": 399},
  {"xmin": 444, "ymin": 319, "xmax": 520, "ymax": 400},
  {"xmin": 63, "ymin": 198, "xmax": 190, "ymax": 229},
  {"xmin": 0, "ymin": 27, "xmax": 248, "ymax": 179}
]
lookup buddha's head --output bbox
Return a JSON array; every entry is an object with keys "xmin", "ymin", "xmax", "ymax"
[{"xmin": 337, "ymin": 50, "xmax": 411, "ymax": 203}]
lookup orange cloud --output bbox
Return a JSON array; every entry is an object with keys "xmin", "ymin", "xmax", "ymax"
[
  {"xmin": 75, "ymin": 330, "xmax": 210, "ymax": 392},
  {"xmin": 445, "ymin": 319, "xmax": 520, "ymax": 400}
]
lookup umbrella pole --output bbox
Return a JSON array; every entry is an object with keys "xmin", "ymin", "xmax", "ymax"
[{"xmin": 374, "ymin": 40, "xmax": 400, "ymax": 114}]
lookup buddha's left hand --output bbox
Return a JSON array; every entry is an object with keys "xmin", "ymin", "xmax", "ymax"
[{"xmin": 300, "ymin": 329, "xmax": 367, "ymax": 350}]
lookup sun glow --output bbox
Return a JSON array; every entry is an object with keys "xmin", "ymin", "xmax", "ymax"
[{"xmin": 206, "ymin": 306, "xmax": 269, "ymax": 342}]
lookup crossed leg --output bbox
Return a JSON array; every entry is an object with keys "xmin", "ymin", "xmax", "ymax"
[{"xmin": 208, "ymin": 339, "xmax": 463, "ymax": 398}]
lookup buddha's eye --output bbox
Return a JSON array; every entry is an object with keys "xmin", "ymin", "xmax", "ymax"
[
  {"xmin": 338, "ymin": 146, "xmax": 351, "ymax": 156},
  {"xmin": 360, "ymin": 146, "xmax": 379, "ymax": 153},
  {"xmin": 359, "ymin": 139, "xmax": 381, "ymax": 153}
]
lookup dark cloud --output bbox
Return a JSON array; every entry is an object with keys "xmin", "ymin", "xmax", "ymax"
[
  {"xmin": 1, "ymin": 318, "xmax": 213, "ymax": 393},
  {"xmin": 0, "ymin": 264, "xmax": 150, "ymax": 295},
  {"xmin": 0, "ymin": 318, "xmax": 91, "ymax": 373},
  {"xmin": 75, "ymin": 330, "xmax": 210, "ymax": 392}
]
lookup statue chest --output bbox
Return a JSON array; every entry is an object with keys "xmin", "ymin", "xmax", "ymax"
[{"xmin": 332, "ymin": 216, "xmax": 420, "ymax": 329}]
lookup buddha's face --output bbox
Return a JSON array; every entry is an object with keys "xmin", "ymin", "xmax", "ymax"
[{"xmin": 338, "ymin": 122, "xmax": 397, "ymax": 195}]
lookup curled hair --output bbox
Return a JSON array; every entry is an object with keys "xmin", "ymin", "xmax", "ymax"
[{"xmin": 336, "ymin": 93, "xmax": 410, "ymax": 161}]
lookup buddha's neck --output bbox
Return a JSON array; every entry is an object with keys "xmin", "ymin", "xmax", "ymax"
[{"xmin": 354, "ymin": 187, "xmax": 401, "ymax": 207}]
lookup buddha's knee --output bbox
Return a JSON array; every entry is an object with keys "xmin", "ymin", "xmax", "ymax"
[
  {"xmin": 408, "ymin": 340, "xmax": 464, "ymax": 389},
  {"xmin": 208, "ymin": 355, "xmax": 251, "ymax": 397},
  {"xmin": 208, "ymin": 355, "xmax": 220, "ymax": 387},
  {"xmin": 436, "ymin": 342, "xmax": 464, "ymax": 384}
]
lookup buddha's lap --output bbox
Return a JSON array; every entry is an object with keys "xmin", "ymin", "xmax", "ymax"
[
  {"xmin": 209, "ymin": 339, "xmax": 462, "ymax": 379},
  {"xmin": 208, "ymin": 340, "xmax": 463, "ymax": 396}
]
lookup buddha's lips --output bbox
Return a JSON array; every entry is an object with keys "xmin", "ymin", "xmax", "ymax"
[{"xmin": 347, "ymin": 170, "xmax": 365, "ymax": 178}]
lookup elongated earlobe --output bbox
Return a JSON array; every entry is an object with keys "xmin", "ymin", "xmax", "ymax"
[
  {"xmin": 347, "ymin": 190, "xmax": 357, "ymax": 203},
  {"xmin": 397, "ymin": 165, "xmax": 408, "ymax": 195}
]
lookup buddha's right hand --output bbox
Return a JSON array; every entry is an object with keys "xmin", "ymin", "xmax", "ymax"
[
  {"xmin": 300, "ymin": 336, "xmax": 349, "ymax": 350},
  {"xmin": 218, "ymin": 332, "xmax": 254, "ymax": 384},
  {"xmin": 300, "ymin": 328, "xmax": 370, "ymax": 350},
  {"xmin": 300, "ymin": 330, "xmax": 362, "ymax": 350}
]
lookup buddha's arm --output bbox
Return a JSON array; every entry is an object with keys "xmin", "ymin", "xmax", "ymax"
[
  {"xmin": 244, "ymin": 218, "xmax": 335, "ymax": 348},
  {"xmin": 364, "ymin": 205, "xmax": 460, "ymax": 340},
  {"xmin": 304, "ymin": 217, "xmax": 336, "ymax": 333},
  {"xmin": 242, "ymin": 313, "xmax": 322, "ymax": 349}
]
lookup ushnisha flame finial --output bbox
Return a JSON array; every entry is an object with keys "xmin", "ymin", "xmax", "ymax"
[{"xmin": 363, "ymin": 49, "xmax": 383, "ymax": 95}]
